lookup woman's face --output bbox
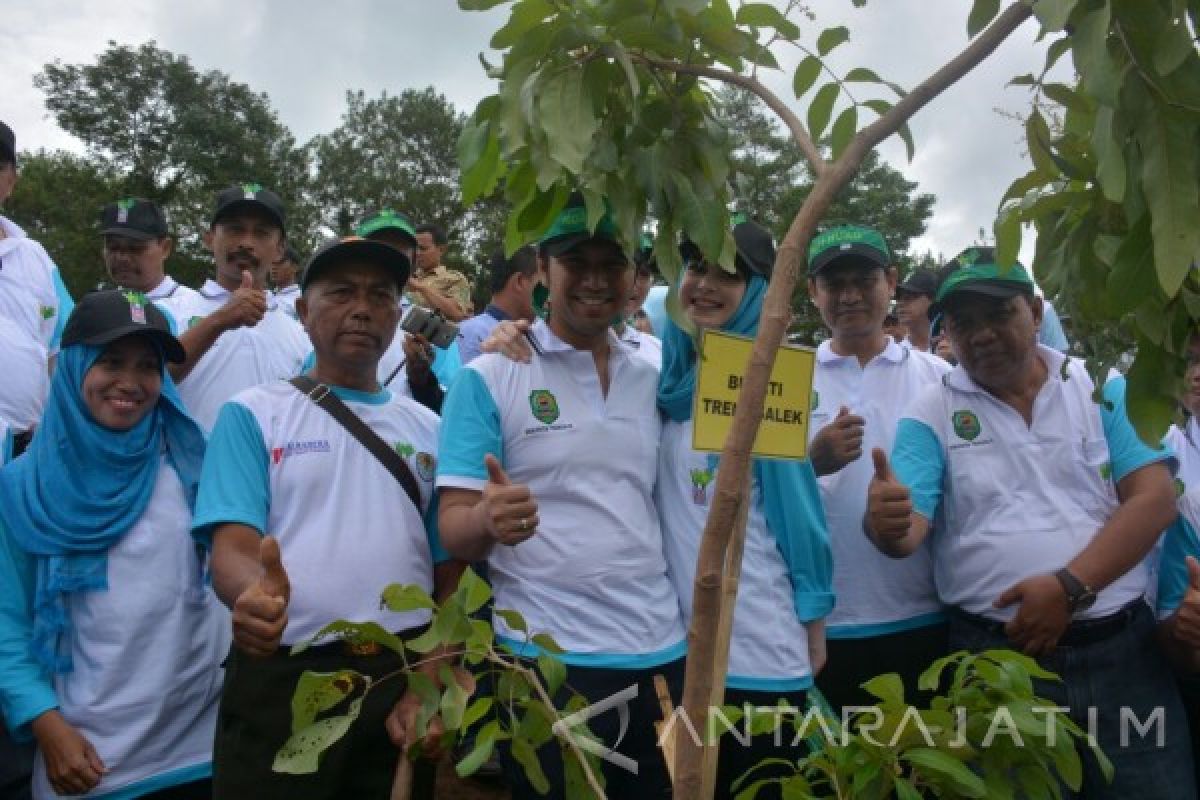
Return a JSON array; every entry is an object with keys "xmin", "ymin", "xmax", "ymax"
[
  {"xmin": 680, "ymin": 259, "xmax": 747, "ymax": 330},
  {"xmin": 82, "ymin": 336, "xmax": 163, "ymax": 431}
]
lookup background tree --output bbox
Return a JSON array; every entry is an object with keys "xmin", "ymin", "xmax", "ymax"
[
  {"xmin": 33, "ymin": 40, "xmax": 316, "ymax": 287},
  {"xmin": 6, "ymin": 151, "xmax": 121, "ymax": 294}
]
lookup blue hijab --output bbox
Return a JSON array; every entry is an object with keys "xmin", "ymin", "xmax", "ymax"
[
  {"xmin": 657, "ymin": 275, "xmax": 834, "ymax": 621},
  {"xmin": 0, "ymin": 343, "xmax": 206, "ymax": 673}
]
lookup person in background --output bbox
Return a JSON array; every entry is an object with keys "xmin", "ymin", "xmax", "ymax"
[
  {"xmin": 0, "ymin": 289, "xmax": 224, "ymax": 799},
  {"xmin": 411, "ymin": 223, "xmax": 472, "ymax": 321},
  {"xmin": 881, "ymin": 310, "xmax": 904, "ymax": 341},
  {"xmin": 894, "ymin": 267, "xmax": 938, "ymax": 352},
  {"xmin": 457, "ymin": 246, "xmax": 537, "ymax": 365},
  {"xmin": 100, "ymin": 198, "xmax": 201, "ymax": 305},
  {"xmin": 0, "ymin": 119, "xmax": 75, "ymax": 444},
  {"xmin": 270, "ymin": 244, "xmax": 302, "ymax": 320},
  {"xmin": 613, "ymin": 234, "xmax": 663, "ymax": 370}
]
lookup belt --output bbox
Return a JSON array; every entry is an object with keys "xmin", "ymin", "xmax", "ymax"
[{"xmin": 949, "ymin": 597, "xmax": 1146, "ymax": 648}]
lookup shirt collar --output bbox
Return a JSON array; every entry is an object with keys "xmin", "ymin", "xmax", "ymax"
[
  {"xmin": 147, "ymin": 275, "xmax": 179, "ymax": 300},
  {"xmin": 485, "ymin": 303, "xmax": 511, "ymax": 322},
  {"xmin": 944, "ymin": 343, "xmax": 1065, "ymax": 394},
  {"xmin": 0, "ymin": 215, "xmax": 25, "ymax": 239},
  {"xmin": 200, "ymin": 277, "xmax": 278, "ymax": 310},
  {"xmin": 530, "ymin": 317, "xmax": 628, "ymax": 356},
  {"xmin": 816, "ymin": 335, "xmax": 907, "ymax": 366}
]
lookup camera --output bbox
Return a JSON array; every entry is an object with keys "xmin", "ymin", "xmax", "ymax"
[{"xmin": 401, "ymin": 306, "xmax": 459, "ymax": 349}]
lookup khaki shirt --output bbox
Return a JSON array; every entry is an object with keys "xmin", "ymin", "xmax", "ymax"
[{"xmin": 411, "ymin": 265, "xmax": 473, "ymax": 314}]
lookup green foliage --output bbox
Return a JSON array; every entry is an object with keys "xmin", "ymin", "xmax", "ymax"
[
  {"xmin": 995, "ymin": 1, "xmax": 1200, "ymax": 444},
  {"xmin": 736, "ymin": 649, "xmax": 1109, "ymax": 799},
  {"xmin": 276, "ymin": 569, "xmax": 606, "ymax": 796}
]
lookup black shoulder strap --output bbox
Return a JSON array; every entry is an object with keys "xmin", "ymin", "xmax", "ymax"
[{"xmin": 289, "ymin": 376, "xmax": 422, "ymax": 511}]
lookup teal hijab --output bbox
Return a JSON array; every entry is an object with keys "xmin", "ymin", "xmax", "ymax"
[
  {"xmin": 657, "ymin": 275, "xmax": 834, "ymax": 621},
  {"xmin": 0, "ymin": 343, "xmax": 206, "ymax": 672}
]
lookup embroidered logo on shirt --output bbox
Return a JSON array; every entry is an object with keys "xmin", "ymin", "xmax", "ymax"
[
  {"xmin": 1176, "ymin": 477, "xmax": 1186, "ymax": 497},
  {"xmin": 271, "ymin": 439, "xmax": 332, "ymax": 464},
  {"xmin": 40, "ymin": 305, "xmax": 55, "ymax": 320},
  {"xmin": 123, "ymin": 290, "xmax": 148, "ymax": 324},
  {"xmin": 529, "ymin": 389, "xmax": 560, "ymax": 425},
  {"xmin": 690, "ymin": 468, "xmax": 714, "ymax": 505},
  {"xmin": 394, "ymin": 441, "xmax": 415, "ymax": 458},
  {"xmin": 810, "ymin": 390, "xmax": 819, "ymax": 411},
  {"xmin": 951, "ymin": 410, "xmax": 982, "ymax": 441},
  {"xmin": 415, "ymin": 452, "xmax": 436, "ymax": 482},
  {"xmin": 188, "ymin": 316, "xmax": 204, "ymax": 329}
]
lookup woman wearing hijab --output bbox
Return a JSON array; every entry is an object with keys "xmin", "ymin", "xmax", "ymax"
[
  {"xmin": 655, "ymin": 215, "xmax": 832, "ymax": 798},
  {"xmin": 0, "ymin": 289, "xmax": 226, "ymax": 799}
]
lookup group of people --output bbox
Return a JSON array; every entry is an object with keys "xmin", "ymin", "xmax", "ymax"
[{"xmin": 1, "ymin": 110, "xmax": 1200, "ymax": 800}]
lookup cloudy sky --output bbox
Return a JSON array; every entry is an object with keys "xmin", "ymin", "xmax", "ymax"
[{"xmin": 2, "ymin": 0, "xmax": 1060, "ymax": 262}]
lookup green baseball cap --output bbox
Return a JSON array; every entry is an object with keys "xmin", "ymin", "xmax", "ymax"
[
  {"xmin": 539, "ymin": 193, "xmax": 621, "ymax": 258},
  {"xmin": 807, "ymin": 224, "xmax": 891, "ymax": 274},
  {"xmin": 355, "ymin": 209, "xmax": 417, "ymax": 245},
  {"xmin": 935, "ymin": 246, "xmax": 1034, "ymax": 304}
]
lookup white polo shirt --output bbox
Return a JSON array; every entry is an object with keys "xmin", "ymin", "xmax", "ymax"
[
  {"xmin": 156, "ymin": 279, "xmax": 310, "ymax": 432},
  {"xmin": 437, "ymin": 319, "xmax": 686, "ymax": 668},
  {"xmin": 1154, "ymin": 489, "xmax": 1200, "ymax": 620},
  {"xmin": 146, "ymin": 275, "xmax": 202, "ymax": 305},
  {"xmin": 1163, "ymin": 417, "xmax": 1200, "ymax": 494},
  {"xmin": 618, "ymin": 326, "xmax": 662, "ymax": 371},
  {"xmin": 808, "ymin": 337, "xmax": 950, "ymax": 638},
  {"xmin": 192, "ymin": 382, "xmax": 445, "ymax": 646},
  {"xmin": 0, "ymin": 216, "xmax": 74, "ymax": 431},
  {"xmin": 892, "ymin": 347, "xmax": 1171, "ymax": 621},
  {"xmin": 274, "ymin": 284, "xmax": 301, "ymax": 320},
  {"xmin": 658, "ymin": 418, "xmax": 812, "ymax": 690}
]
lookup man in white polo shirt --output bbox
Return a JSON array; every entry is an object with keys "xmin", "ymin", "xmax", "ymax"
[
  {"xmin": 0, "ymin": 119, "xmax": 75, "ymax": 441},
  {"xmin": 270, "ymin": 244, "xmax": 302, "ymax": 320},
  {"xmin": 99, "ymin": 197, "xmax": 202, "ymax": 304},
  {"xmin": 195, "ymin": 237, "xmax": 456, "ymax": 799},
  {"xmin": 867, "ymin": 247, "xmax": 1193, "ymax": 798},
  {"xmin": 803, "ymin": 225, "xmax": 950, "ymax": 712},
  {"xmin": 156, "ymin": 183, "xmax": 310, "ymax": 431},
  {"xmin": 437, "ymin": 197, "xmax": 685, "ymax": 799}
]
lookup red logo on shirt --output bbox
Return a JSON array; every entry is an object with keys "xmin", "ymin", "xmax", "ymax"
[{"xmin": 272, "ymin": 447, "xmax": 284, "ymax": 465}]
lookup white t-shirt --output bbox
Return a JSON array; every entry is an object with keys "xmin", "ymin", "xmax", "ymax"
[
  {"xmin": 1163, "ymin": 417, "xmax": 1200, "ymax": 494},
  {"xmin": 156, "ymin": 280, "xmax": 310, "ymax": 432},
  {"xmin": 193, "ymin": 382, "xmax": 444, "ymax": 645},
  {"xmin": 808, "ymin": 338, "xmax": 950, "ymax": 637},
  {"xmin": 618, "ymin": 326, "xmax": 662, "ymax": 371},
  {"xmin": 437, "ymin": 320, "xmax": 685, "ymax": 668},
  {"xmin": 657, "ymin": 417, "xmax": 812, "ymax": 690},
  {"xmin": 0, "ymin": 216, "xmax": 74, "ymax": 431}
]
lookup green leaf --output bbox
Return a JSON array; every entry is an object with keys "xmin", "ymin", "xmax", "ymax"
[
  {"xmin": 1092, "ymin": 106, "xmax": 1126, "ymax": 203},
  {"xmin": 1043, "ymin": 36, "xmax": 1072, "ymax": 75},
  {"xmin": 294, "ymin": 620, "xmax": 408, "ymax": 658},
  {"xmin": 289, "ymin": 670, "xmax": 363, "ymax": 734},
  {"xmin": 1025, "ymin": 109, "xmax": 1060, "ymax": 177},
  {"xmin": 861, "ymin": 673, "xmax": 904, "ymax": 708},
  {"xmin": 994, "ymin": 207, "xmax": 1023, "ymax": 269},
  {"xmin": 1135, "ymin": 102, "xmax": 1200, "ymax": 295},
  {"xmin": 495, "ymin": 608, "xmax": 529, "ymax": 635},
  {"xmin": 735, "ymin": 3, "xmax": 800, "ymax": 39},
  {"xmin": 490, "ymin": 0, "xmax": 555, "ymax": 49},
  {"xmin": 439, "ymin": 666, "xmax": 471, "ymax": 731},
  {"xmin": 531, "ymin": 632, "xmax": 567, "ymax": 654},
  {"xmin": 844, "ymin": 67, "xmax": 882, "ymax": 83},
  {"xmin": 896, "ymin": 122, "xmax": 915, "ymax": 162},
  {"xmin": 902, "ymin": 748, "xmax": 988, "ymax": 797},
  {"xmin": 273, "ymin": 697, "xmax": 363, "ymax": 775},
  {"xmin": 459, "ymin": 0, "xmax": 511, "ymax": 9},
  {"xmin": 1126, "ymin": 340, "xmax": 1179, "ymax": 445},
  {"xmin": 863, "ymin": 98, "xmax": 891, "ymax": 117},
  {"xmin": 537, "ymin": 652, "xmax": 568, "ymax": 695},
  {"xmin": 462, "ymin": 696, "xmax": 494, "ymax": 731},
  {"xmin": 894, "ymin": 777, "xmax": 923, "ymax": 800},
  {"xmin": 807, "ymin": 83, "xmax": 839, "ymax": 142},
  {"xmin": 380, "ymin": 583, "xmax": 437, "ymax": 613},
  {"xmin": 792, "ymin": 56, "xmax": 822, "ymax": 99},
  {"xmin": 1032, "ymin": 0, "xmax": 1076, "ymax": 32},
  {"xmin": 1072, "ymin": 3, "xmax": 1123, "ymax": 105},
  {"xmin": 455, "ymin": 721, "xmax": 499, "ymax": 777},
  {"xmin": 1105, "ymin": 215, "xmax": 1154, "ymax": 315},
  {"xmin": 1008, "ymin": 73, "xmax": 1037, "ymax": 87},
  {"xmin": 538, "ymin": 68, "xmax": 601, "ymax": 175},
  {"xmin": 456, "ymin": 568, "xmax": 493, "ymax": 614},
  {"xmin": 1153, "ymin": 17, "xmax": 1195, "ymax": 75},
  {"xmin": 816, "ymin": 26, "xmax": 849, "ymax": 56},
  {"xmin": 1041, "ymin": 82, "xmax": 1090, "ymax": 114},
  {"xmin": 829, "ymin": 106, "xmax": 858, "ymax": 161},
  {"xmin": 967, "ymin": 0, "xmax": 1001, "ymax": 37},
  {"xmin": 512, "ymin": 734, "xmax": 551, "ymax": 793}
]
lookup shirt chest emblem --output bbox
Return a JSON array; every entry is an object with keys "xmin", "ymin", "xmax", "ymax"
[
  {"xmin": 272, "ymin": 439, "xmax": 331, "ymax": 464},
  {"xmin": 690, "ymin": 467, "xmax": 714, "ymax": 505},
  {"xmin": 529, "ymin": 389, "xmax": 560, "ymax": 425},
  {"xmin": 952, "ymin": 409, "xmax": 982, "ymax": 442}
]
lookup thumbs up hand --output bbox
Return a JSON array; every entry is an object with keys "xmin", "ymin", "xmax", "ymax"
[
  {"xmin": 479, "ymin": 454, "xmax": 539, "ymax": 546},
  {"xmin": 232, "ymin": 536, "xmax": 291, "ymax": 657},
  {"xmin": 809, "ymin": 405, "xmax": 866, "ymax": 476},
  {"xmin": 1173, "ymin": 556, "xmax": 1200, "ymax": 649},
  {"xmin": 865, "ymin": 448, "xmax": 914, "ymax": 550},
  {"xmin": 216, "ymin": 269, "xmax": 268, "ymax": 331}
]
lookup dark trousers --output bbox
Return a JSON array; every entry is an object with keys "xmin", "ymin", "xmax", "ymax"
[
  {"xmin": 498, "ymin": 658, "xmax": 684, "ymax": 800},
  {"xmin": 213, "ymin": 640, "xmax": 435, "ymax": 800},
  {"xmin": 0, "ymin": 716, "xmax": 32, "ymax": 800},
  {"xmin": 949, "ymin": 601, "xmax": 1196, "ymax": 800},
  {"xmin": 140, "ymin": 779, "xmax": 212, "ymax": 799},
  {"xmin": 715, "ymin": 686, "xmax": 811, "ymax": 800},
  {"xmin": 1176, "ymin": 671, "xmax": 1200, "ymax": 794},
  {"xmin": 817, "ymin": 622, "xmax": 950, "ymax": 713}
]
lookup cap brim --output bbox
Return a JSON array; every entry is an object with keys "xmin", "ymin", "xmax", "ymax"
[
  {"xmin": 896, "ymin": 282, "xmax": 934, "ymax": 296},
  {"xmin": 212, "ymin": 199, "xmax": 285, "ymax": 232},
  {"xmin": 941, "ymin": 281, "xmax": 1031, "ymax": 301},
  {"xmin": 101, "ymin": 226, "xmax": 159, "ymax": 241},
  {"xmin": 74, "ymin": 326, "xmax": 186, "ymax": 364},
  {"xmin": 302, "ymin": 239, "xmax": 412, "ymax": 291},
  {"xmin": 809, "ymin": 245, "xmax": 889, "ymax": 274},
  {"xmin": 540, "ymin": 232, "xmax": 593, "ymax": 259},
  {"xmin": 358, "ymin": 221, "xmax": 417, "ymax": 246}
]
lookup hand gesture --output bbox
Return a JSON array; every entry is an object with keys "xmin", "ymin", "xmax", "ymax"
[
  {"xmin": 865, "ymin": 448, "xmax": 913, "ymax": 545},
  {"xmin": 403, "ymin": 333, "xmax": 435, "ymax": 385},
  {"xmin": 480, "ymin": 454, "xmax": 539, "ymax": 546},
  {"xmin": 31, "ymin": 710, "xmax": 108, "ymax": 796},
  {"xmin": 217, "ymin": 270, "xmax": 267, "ymax": 331},
  {"xmin": 810, "ymin": 406, "xmax": 866, "ymax": 476},
  {"xmin": 995, "ymin": 573, "xmax": 1072, "ymax": 657},
  {"xmin": 232, "ymin": 536, "xmax": 290, "ymax": 657},
  {"xmin": 481, "ymin": 320, "xmax": 534, "ymax": 363}
]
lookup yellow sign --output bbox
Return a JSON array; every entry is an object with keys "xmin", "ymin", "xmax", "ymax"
[{"xmin": 692, "ymin": 330, "xmax": 816, "ymax": 459}]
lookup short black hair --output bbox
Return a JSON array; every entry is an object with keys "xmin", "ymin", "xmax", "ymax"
[
  {"xmin": 486, "ymin": 245, "xmax": 537, "ymax": 293},
  {"xmin": 415, "ymin": 223, "xmax": 448, "ymax": 247}
]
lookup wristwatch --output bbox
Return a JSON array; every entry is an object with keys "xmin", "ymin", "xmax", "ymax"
[{"xmin": 1055, "ymin": 568, "xmax": 1097, "ymax": 613}]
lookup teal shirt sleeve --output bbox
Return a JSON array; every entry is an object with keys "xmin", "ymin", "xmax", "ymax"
[
  {"xmin": 1157, "ymin": 514, "xmax": 1200, "ymax": 617},
  {"xmin": 154, "ymin": 302, "xmax": 179, "ymax": 336},
  {"xmin": 0, "ymin": 523, "xmax": 57, "ymax": 741},
  {"xmin": 49, "ymin": 268, "xmax": 74, "ymax": 351},
  {"xmin": 892, "ymin": 418, "xmax": 946, "ymax": 520},
  {"xmin": 436, "ymin": 368, "xmax": 503, "ymax": 481},
  {"xmin": 1038, "ymin": 302, "xmax": 1069, "ymax": 352},
  {"xmin": 191, "ymin": 401, "xmax": 271, "ymax": 545},
  {"xmin": 431, "ymin": 340, "xmax": 463, "ymax": 388},
  {"xmin": 424, "ymin": 492, "xmax": 449, "ymax": 564},
  {"xmin": 1101, "ymin": 377, "xmax": 1174, "ymax": 481},
  {"xmin": 757, "ymin": 460, "xmax": 833, "ymax": 621}
]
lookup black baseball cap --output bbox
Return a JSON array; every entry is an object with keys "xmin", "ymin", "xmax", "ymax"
[
  {"xmin": 897, "ymin": 268, "xmax": 939, "ymax": 298},
  {"xmin": 100, "ymin": 198, "xmax": 168, "ymax": 240},
  {"xmin": 0, "ymin": 120, "xmax": 16, "ymax": 166},
  {"xmin": 62, "ymin": 289, "xmax": 185, "ymax": 363},
  {"xmin": 301, "ymin": 236, "xmax": 412, "ymax": 291},
  {"xmin": 211, "ymin": 183, "xmax": 286, "ymax": 232},
  {"xmin": 680, "ymin": 212, "xmax": 776, "ymax": 279}
]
